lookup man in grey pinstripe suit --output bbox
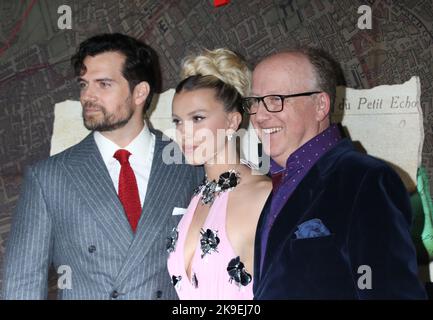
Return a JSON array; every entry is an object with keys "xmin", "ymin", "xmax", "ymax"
[{"xmin": 2, "ymin": 33, "xmax": 203, "ymax": 299}]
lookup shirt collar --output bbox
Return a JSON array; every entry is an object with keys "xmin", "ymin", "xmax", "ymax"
[
  {"xmin": 270, "ymin": 124, "xmax": 342, "ymax": 175},
  {"xmin": 94, "ymin": 124, "xmax": 152, "ymax": 167}
]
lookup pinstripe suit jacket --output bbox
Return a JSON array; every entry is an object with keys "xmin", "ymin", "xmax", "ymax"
[{"xmin": 2, "ymin": 130, "xmax": 203, "ymax": 300}]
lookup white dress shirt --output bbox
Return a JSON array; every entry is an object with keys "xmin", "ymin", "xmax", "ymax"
[{"xmin": 94, "ymin": 125, "xmax": 155, "ymax": 206}]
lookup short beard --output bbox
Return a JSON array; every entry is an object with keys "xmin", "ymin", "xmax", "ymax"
[{"xmin": 82, "ymin": 99, "xmax": 134, "ymax": 132}]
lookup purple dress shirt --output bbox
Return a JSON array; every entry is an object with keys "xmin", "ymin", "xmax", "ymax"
[{"xmin": 260, "ymin": 124, "xmax": 342, "ymax": 270}]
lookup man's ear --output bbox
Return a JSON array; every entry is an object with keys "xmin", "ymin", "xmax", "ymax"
[
  {"xmin": 315, "ymin": 92, "xmax": 331, "ymax": 122},
  {"xmin": 227, "ymin": 111, "xmax": 242, "ymax": 131},
  {"xmin": 133, "ymin": 81, "xmax": 150, "ymax": 106}
]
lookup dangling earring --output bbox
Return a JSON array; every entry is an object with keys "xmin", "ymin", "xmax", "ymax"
[
  {"xmin": 226, "ymin": 130, "xmax": 237, "ymax": 165},
  {"xmin": 227, "ymin": 128, "xmax": 235, "ymax": 142}
]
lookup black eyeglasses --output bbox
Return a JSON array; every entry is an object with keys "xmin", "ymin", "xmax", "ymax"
[{"xmin": 242, "ymin": 91, "xmax": 322, "ymax": 115}]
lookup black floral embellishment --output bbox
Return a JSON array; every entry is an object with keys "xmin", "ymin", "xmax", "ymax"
[
  {"xmin": 194, "ymin": 169, "xmax": 241, "ymax": 205},
  {"xmin": 193, "ymin": 177, "xmax": 207, "ymax": 196},
  {"xmin": 192, "ymin": 272, "xmax": 199, "ymax": 288},
  {"xmin": 227, "ymin": 256, "xmax": 252, "ymax": 287},
  {"xmin": 171, "ymin": 275, "xmax": 182, "ymax": 288},
  {"xmin": 166, "ymin": 227, "xmax": 178, "ymax": 253},
  {"xmin": 218, "ymin": 170, "xmax": 240, "ymax": 191},
  {"xmin": 200, "ymin": 228, "xmax": 220, "ymax": 258},
  {"xmin": 201, "ymin": 180, "xmax": 218, "ymax": 205}
]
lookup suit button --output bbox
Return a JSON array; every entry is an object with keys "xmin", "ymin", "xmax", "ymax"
[
  {"xmin": 88, "ymin": 245, "xmax": 96, "ymax": 253},
  {"xmin": 111, "ymin": 290, "xmax": 119, "ymax": 299},
  {"xmin": 156, "ymin": 290, "xmax": 163, "ymax": 298}
]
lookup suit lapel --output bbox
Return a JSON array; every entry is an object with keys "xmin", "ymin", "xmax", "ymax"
[
  {"xmin": 258, "ymin": 139, "xmax": 355, "ymax": 284},
  {"xmin": 261, "ymin": 166, "xmax": 325, "ymax": 280},
  {"xmin": 65, "ymin": 133, "xmax": 133, "ymax": 253},
  {"xmin": 254, "ymin": 193, "xmax": 272, "ymax": 283},
  {"xmin": 114, "ymin": 132, "xmax": 190, "ymax": 284}
]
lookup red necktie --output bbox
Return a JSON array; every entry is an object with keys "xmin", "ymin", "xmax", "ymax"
[{"xmin": 113, "ymin": 149, "xmax": 142, "ymax": 232}]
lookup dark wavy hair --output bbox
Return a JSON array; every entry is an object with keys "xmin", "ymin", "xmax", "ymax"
[{"xmin": 71, "ymin": 33, "xmax": 160, "ymax": 109}]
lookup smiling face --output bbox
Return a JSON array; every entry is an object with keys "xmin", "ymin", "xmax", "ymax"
[
  {"xmin": 78, "ymin": 51, "xmax": 136, "ymax": 132},
  {"xmin": 172, "ymin": 88, "xmax": 240, "ymax": 166},
  {"xmin": 250, "ymin": 52, "xmax": 330, "ymax": 167}
]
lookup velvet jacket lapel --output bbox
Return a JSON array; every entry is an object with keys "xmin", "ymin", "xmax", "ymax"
[{"xmin": 254, "ymin": 139, "xmax": 355, "ymax": 284}]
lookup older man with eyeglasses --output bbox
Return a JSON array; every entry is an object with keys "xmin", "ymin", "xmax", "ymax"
[{"xmin": 246, "ymin": 47, "xmax": 426, "ymax": 299}]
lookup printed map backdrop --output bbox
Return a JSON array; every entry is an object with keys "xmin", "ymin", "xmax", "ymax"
[{"xmin": 0, "ymin": 0, "xmax": 432, "ymax": 296}]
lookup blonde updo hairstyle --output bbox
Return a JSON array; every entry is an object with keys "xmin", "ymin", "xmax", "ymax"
[{"xmin": 175, "ymin": 48, "xmax": 251, "ymax": 116}]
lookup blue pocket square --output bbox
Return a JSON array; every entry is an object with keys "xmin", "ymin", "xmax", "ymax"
[{"xmin": 294, "ymin": 218, "xmax": 331, "ymax": 239}]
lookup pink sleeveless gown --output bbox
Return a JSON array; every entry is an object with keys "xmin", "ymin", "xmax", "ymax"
[{"xmin": 167, "ymin": 191, "xmax": 253, "ymax": 299}]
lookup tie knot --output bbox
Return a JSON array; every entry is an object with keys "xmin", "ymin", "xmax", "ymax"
[{"xmin": 114, "ymin": 149, "xmax": 131, "ymax": 165}]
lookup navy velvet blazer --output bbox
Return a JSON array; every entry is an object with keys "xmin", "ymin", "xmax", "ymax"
[{"xmin": 253, "ymin": 138, "xmax": 426, "ymax": 299}]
